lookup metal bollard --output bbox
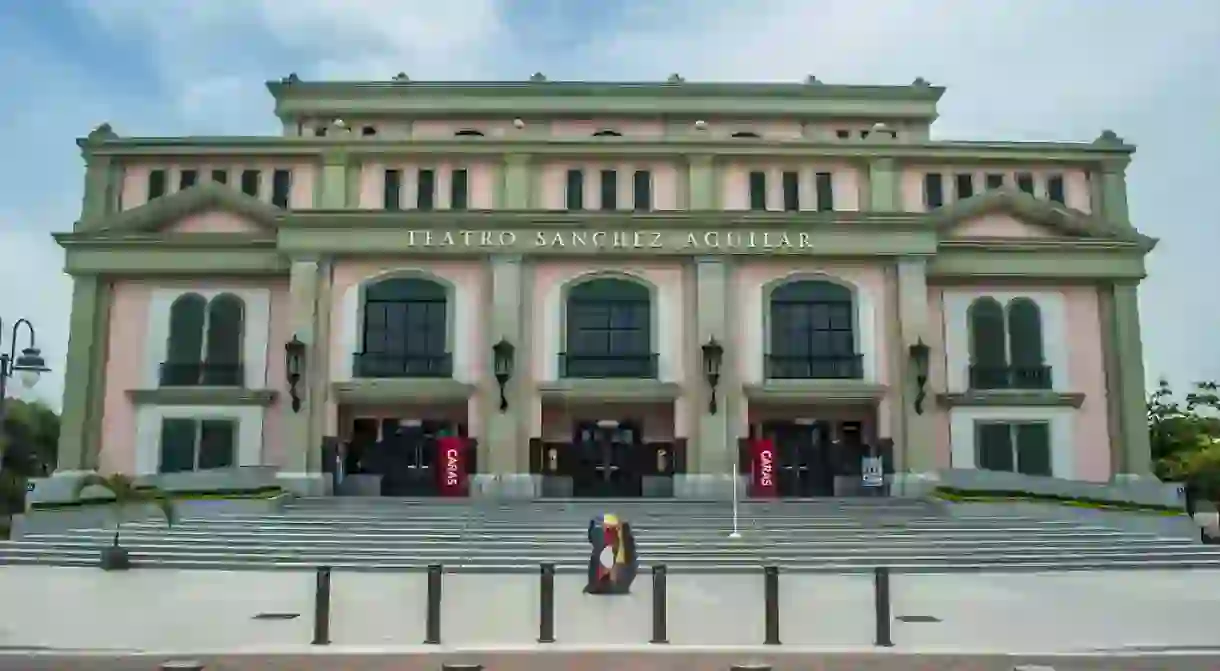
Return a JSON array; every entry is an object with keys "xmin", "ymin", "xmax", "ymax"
[
  {"xmin": 312, "ymin": 566, "xmax": 331, "ymax": 646},
  {"xmin": 730, "ymin": 664, "xmax": 772, "ymax": 671},
  {"xmin": 441, "ymin": 664, "xmax": 484, "ymax": 671},
  {"xmin": 763, "ymin": 565, "xmax": 780, "ymax": 645},
  {"xmin": 650, "ymin": 564, "xmax": 668, "ymax": 644},
  {"xmin": 538, "ymin": 562, "xmax": 556, "ymax": 643},
  {"xmin": 159, "ymin": 661, "xmax": 204, "ymax": 671},
  {"xmin": 424, "ymin": 564, "xmax": 443, "ymax": 645},
  {"xmin": 873, "ymin": 566, "xmax": 892, "ymax": 647}
]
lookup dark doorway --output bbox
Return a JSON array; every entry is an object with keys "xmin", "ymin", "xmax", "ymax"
[
  {"xmin": 763, "ymin": 421, "xmax": 835, "ymax": 497},
  {"xmin": 357, "ymin": 419, "xmax": 463, "ymax": 496},
  {"xmin": 571, "ymin": 420, "xmax": 643, "ymax": 497}
]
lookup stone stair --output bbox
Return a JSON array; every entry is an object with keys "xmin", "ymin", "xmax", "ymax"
[{"xmin": 3, "ymin": 497, "xmax": 1219, "ymax": 572}]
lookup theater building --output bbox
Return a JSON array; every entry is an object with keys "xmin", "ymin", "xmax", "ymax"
[{"xmin": 49, "ymin": 76, "xmax": 1156, "ymax": 499}]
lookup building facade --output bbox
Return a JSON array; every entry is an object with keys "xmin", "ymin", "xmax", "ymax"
[{"xmin": 51, "ymin": 76, "xmax": 1156, "ymax": 498}]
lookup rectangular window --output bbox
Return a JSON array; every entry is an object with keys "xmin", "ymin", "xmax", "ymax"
[
  {"xmin": 178, "ymin": 169, "xmax": 197, "ymax": 191},
  {"xmin": 383, "ymin": 169, "xmax": 401, "ymax": 210},
  {"xmin": 748, "ymin": 171, "xmax": 767, "ymax": 210},
  {"xmin": 815, "ymin": 172, "xmax": 834, "ymax": 211},
  {"xmin": 923, "ymin": 173, "xmax": 944, "ymax": 209},
  {"xmin": 450, "ymin": 168, "xmax": 469, "ymax": 210},
  {"xmin": 632, "ymin": 170, "xmax": 652, "ymax": 211},
  {"xmin": 599, "ymin": 170, "xmax": 618, "ymax": 210},
  {"xmin": 781, "ymin": 171, "xmax": 800, "ymax": 211},
  {"xmin": 417, "ymin": 169, "xmax": 435, "ymax": 210},
  {"xmin": 210, "ymin": 169, "xmax": 228, "ymax": 185},
  {"xmin": 159, "ymin": 418, "xmax": 236, "ymax": 474},
  {"xmin": 976, "ymin": 421, "xmax": 1052, "ymax": 476},
  {"xmin": 147, "ymin": 169, "xmax": 167, "ymax": 200},
  {"xmin": 240, "ymin": 169, "xmax": 260, "ymax": 197},
  {"xmin": 954, "ymin": 173, "xmax": 975, "ymax": 200},
  {"xmin": 565, "ymin": 169, "xmax": 584, "ymax": 210},
  {"xmin": 1046, "ymin": 174, "xmax": 1066, "ymax": 204},
  {"xmin": 976, "ymin": 422, "xmax": 1015, "ymax": 473},
  {"xmin": 1015, "ymin": 172, "xmax": 1035, "ymax": 195},
  {"xmin": 1015, "ymin": 423, "xmax": 1052, "ymax": 476},
  {"xmin": 985, "ymin": 173, "xmax": 1005, "ymax": 190},
  {"xmin": 271, "ymin": 169, "xmax": 291, "ymax": 207}
]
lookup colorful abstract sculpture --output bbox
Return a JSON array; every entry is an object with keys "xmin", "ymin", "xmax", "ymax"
[{"xmin": 584, "ymin": 513, "xmax": 638, "ymax": 595}]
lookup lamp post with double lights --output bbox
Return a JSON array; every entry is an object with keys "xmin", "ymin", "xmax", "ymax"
[{"xmin": 0, "ymin": 318, "xmax": 51, "ymax": 475}]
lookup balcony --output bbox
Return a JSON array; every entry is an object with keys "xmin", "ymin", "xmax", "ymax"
[
  {"xmin": 159, "ymin": 362, "xmax": 244, "ymax": 387},
  {"xmin": 969, "ymin": 364, "xmax": 1053, "ymax": 390},
  {"xmin": 559, "ymin": 352, "xmax": 658, "ymax": 379},
  {"xmin": 353, "ymin": 352, "xmax": 453, "ymax": 379},
  {"xmin": 764, "ymin": 354, "xmax": 864, "ymax": 380}
]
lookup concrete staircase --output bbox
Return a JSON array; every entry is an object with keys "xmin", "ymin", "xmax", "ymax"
[{"xmin": 3, "ymin": 497, "xmax": 1220, "ymax": 572}]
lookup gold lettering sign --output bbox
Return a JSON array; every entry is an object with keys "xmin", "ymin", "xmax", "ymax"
[{"xmin": 396, "ymin": 229, "xmax": 817, "ymax": 251}]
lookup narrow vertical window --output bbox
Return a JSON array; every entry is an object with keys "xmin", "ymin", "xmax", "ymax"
[
  {"xmin": 210, "ymin": 169, "xmax": 228, "ymax": 185},
  {"xmin": 271, "ymin": 169, "xmax": 291, "ymax": 207},
  {"xmin": 955, "ymin": 173, "xmax": 974, "ymax": 200},
  {"xmin": 985, "ymin": 173, "xmax": 1005, "ymax": 190},
  {"xmin": 148, "ymin": 170, "xmax": 167, "ymax": 200},
  {"xmin": 815, "ymin": 172, "xmax": 834, "ymax": 212},
  {"xmin": 240, "ymin": 169, "xmax": 260, "ymax": 197},
  {"xmin": 565, "ymin": 169, "xmax": 584, "ymax": 210},
  {"xmin": 383, "ymin": 169, "xmax": 401, "ymax": 210},
  {"xmin": 748, "ymin": 171, "xmax": 767, "ymax": 210},
  {"xmin": 178, "ymin": 169, "xmax": 197, "ymax": 191},
  {"xmin": 417, "ymin": 169, "xmax": 435, "ymax": 210},
  {"xmin": 599, "ymin": 170, "xmax": 617, "ymax": 210},
  {"xmin": 1016, "ymin": 172, "xmax": 1035, "ymax": 195},
  {"xmin": 923, "ymin": 173, "xmax": 944, "ymax": 209},
  {"xmin": 1046, "ymin": 174, "xmax": 1066, "ymax": 204},
  {"xmin": 632, "ymin": 170, "xmax": 652, "ymax": 211},
  {"xmin": 450, "ymin": 168, "xmax": 469, "ymax": 210},
  {"xmin": 781, "ymin": 171, "xmax": 799, "ymax": 211}
]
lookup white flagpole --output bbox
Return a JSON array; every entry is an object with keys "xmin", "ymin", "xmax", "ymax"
[{"xmin": 729, "ymin": 462, "xmax": 741, "ymax": 538}]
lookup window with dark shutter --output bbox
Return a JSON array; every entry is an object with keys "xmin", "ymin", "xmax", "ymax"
[
  {"xmin": 923, "ymin": 173, "xmax": 944, "ymax": 209},
  {"xmin": 748, "ymin": 171, "xmax": 767, "ymax": 210},
  {"xmin": 240, "ymin": 170, "xmax": 260, "ymax": 197},
  {"xmin": 271, "ymin": 169, "xmax": 291, "ymax": 207},
  {"xmin": 632, "ymin": 170, "xmax": 652, "ymax": 211},
  {"xmin": 1016, "ymin": 172, "xmax": 1035, "ymax": 195},
  {"xmin": 148, "ymin": 170, "xmax": 167, "ymax": 200},
  {"xmin": 976, "ymin": 423, "xmax": 1015, "ymax": 472},
  {"xmin": 211, "ymin": 169, "xmax": 228, "ymax": 185},
  {"xmin": 1015, "ymin": 423, "xmax": 1052, "ymax": 476},
  {"xmin": 159, "ymin": 419, "xmax": 198, "ymax": 473},
  {"xmin": 198, "ymin": 420, "xmax": 237, "ymax": 469},
  {"xmin": 383, "ymin": 169, "xmax": 401, "ymax": 210},
  {"xmin": 179, "ymin": 170, "xmax": 198, "ymax": 191},
  {"xmin": 985, "ymin": 173, "xmax": 1005, "ymax": 190},
  {"xmin": 599, "ymin": 170, "xmax": 617, "ymax": 211},
  {"xmin": 1047, "ymin": 174, "xmax": 1066, "ymax": 204},
  {"xmin": 450, "ymin": 169, "xmax": 469, "ymax": 210},
  {"xmin": 955, "ymin": 173, "xmax": 974, "ymax": 200},
  {"xmin": 565, "ymin": 169, "xmax": 584, "ymax": 210},
  {"xmin": 781, "ymin": 171, "xmax": 799, "ymax": 211},
  {"xmin": 815, "ymin": 172, "xmax": 834, "ymax": 211},
  {"xmin": 417, "ymin": 169, "xmax": 435, "ymax": 210}
]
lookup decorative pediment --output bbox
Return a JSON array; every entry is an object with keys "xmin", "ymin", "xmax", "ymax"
[
  {"xmin": 88, "ymin": 182, "xmax": 282, "ymax": 234},
  {"xmin": 933, "ymin": 188, "xmax": 1125, "ymax": 240}
]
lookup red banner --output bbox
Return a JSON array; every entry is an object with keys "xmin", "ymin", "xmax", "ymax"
[
  {"xmin": 436, "ymin": 436, "xmax": 468, "ymax": 497},
  {"xmin": 750, "ymin": 438, "xmax": 777, "ymax": 498}
]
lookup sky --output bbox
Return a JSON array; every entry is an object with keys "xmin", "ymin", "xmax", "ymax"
[{"xmin": 1, "ymin": 0, "xmax": 1218, "ymax": 411}]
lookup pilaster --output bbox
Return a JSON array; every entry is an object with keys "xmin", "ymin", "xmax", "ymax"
[
  {"xmin": 694, "ymin": 257, "xmax": 733, "ymax": 478},
  {"xmin": 1098, "ymin": 158, "xmax": 1132, "ymax": 228},
  {"xmin": 687, "ymin": 155, "xmax": 716, "ymax": 209},
  {"xmin": 1103, "ymin": 281, "xmax": 1152, "ymax": 476},
  {"xmin": 56, "ymin": 276, "xmax": 111, "ymax": 471},
  {"xmin": 305, "ymin": 259, "xmax": 334, "ymax": 472},
  {"xmin": 482, "ymin": 255, "xmax": 525, "ymax": 477},
  {"xmin": 867, "ymin": 158, "xmax": 900, "ymax": 211},
  {"xmin": 279, "ymin": 259, "xmax": 322, "ymax": 491},
  {"xmin": 895, "ymin": 259, "xmax": 935, "ymax": 472},
  {"xmin": 318, "ymin": 151, "xmax": 352, "ymax": 209},
  {"xmin": 503, "ymin": 154, "xmax": 533, "ymax": 209},
  {"xmin": 78, "ymin": 154, "xmax": 116, "ymax": 227}
]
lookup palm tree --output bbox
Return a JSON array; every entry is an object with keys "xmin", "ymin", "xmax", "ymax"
[{"xmin": 72, "ymin": 473, "xmax": 175, "ymax": 570}]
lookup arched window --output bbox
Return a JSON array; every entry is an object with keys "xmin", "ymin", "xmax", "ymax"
[
  {"xmin": 592, "ymin": 129, "xmax": 622, "ymax": 137},
  {"xmin": 767, "ymin": 280, "xmax": 859, "ymax": 379},
  {"xmin": 203, "ymin": 294, "xmax": 245, "ymax": 385},
  {"xmin": 162, "ymin": 293, "xmax": 246, "ymax": 386},
  {"xmin": 1007, "ymin": 298, "xmax": 1047, "ymax": 388},
  {"xmin": 358, "ymin": 277, "xmax": 450, "ymax": 378},
  {"xmin": 731, "ymin": 131, "xmax": 761, "ymax": 139},
  {"xmin": 563, "ymin": 278, "xmax": 653, "ymax": 378},
  {"xmin": 454, "ymin": 129, "xmax": 484, "ymax": 137}
]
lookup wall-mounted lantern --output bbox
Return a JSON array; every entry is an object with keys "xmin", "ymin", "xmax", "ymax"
[
  {"xmin": 909, "ymin": 339, "xmax": 931, "ymax": 415},
  {"xmin": 285, "ymin": 335, "xmax": 306, "ymax": 413},
  {"xmin": 701, "ymin": 337, "xmax": 724, "ymax": 415},
  {"xmin": 492, "ymin": 338, "xmax": 515, "ymax": 412}
]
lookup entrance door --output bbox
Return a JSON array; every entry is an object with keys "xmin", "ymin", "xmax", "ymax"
[
  {"xmin": 572, "ymin": 421, "xmax": 642, "ymax": 497},
  {"xmin": 763, "ymin": 421, "xmax": 835, "ymax": 497},
  {"xmin": 365, "ymin": 419, "xmax": 459, "ymax": 496}
]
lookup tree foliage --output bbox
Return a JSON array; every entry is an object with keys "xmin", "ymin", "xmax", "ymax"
[
  {"xmin": 71, "ymin": 473, "xmax": 175, "ymax": 547},
  {"xmin": 1149, "ymin": 380, "xmax": 1220, "ymax": 498},
  {"xmin": 1, "ymin": 399, "xmax": 59, "ymax": 476}
]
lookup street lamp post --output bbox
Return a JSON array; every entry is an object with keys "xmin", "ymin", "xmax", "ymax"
[{"xmin": 0, "ymin": 318, "xmax": 51, "ymax": 476}]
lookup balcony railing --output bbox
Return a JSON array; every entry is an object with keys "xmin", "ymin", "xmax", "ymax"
[
  {"xmin": 159, "ymin": 362, "xmax": 244, "ymax": 387},
  {"xmin": 764, "ymin": 354, "xmax": 864, "ymax": 380},
  {"xmin": 969, "ymin": 364, "xmax": 1053, "ymax": 390},
  {"xmin": 559, "ymin": 352, "xmax": 658, "ymax": 379},
  {"xmin": 353, "ymin": 352, "xmax": 453, "ymax": 379}
]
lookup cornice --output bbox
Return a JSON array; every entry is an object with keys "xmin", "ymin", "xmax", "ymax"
[{"xmin": 278, "ymin": 209, "xmax": 928, "ymax": 230}]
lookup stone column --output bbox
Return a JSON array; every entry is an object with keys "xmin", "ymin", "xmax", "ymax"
[
  {"xmin": 503, "ymin": 154, "xmax": 533, "ymax": 209},
  {"xmin": 78, "ymin": 154, "xmax": 116, "ymax": 227},
  {"xmin": 318, "ymin": 150, "xmax": 351, "ymax": 208},
  {"xmin": 278, "ymin": 258, "xmax": 325, "ymax": 494},
  {"xmin": 687, "ymin": 154, "xmax": 716, "ymax": 209},
  {"xmin": 867, "ymin": 157, "xmax": 900, "ymax": 211},
  {"xmin": 54, "ymin": 276, "xmax": 111, "ymax": 473},
  {"xmin": 480, "ymin": 255, "xmax": 528, "ymax": 497},
  {"xmin": 895, "ymin": 259, "xmax": 938, "ymax": 485},
  {"xmin": 688, "ymin": 256, "xmax": 735, "ymax": 498},
  {"xmin": 306, "ymin": 259, "xmax": 334, "ymax": 474},
  {"xmin": 1098, "ymin": 158, "xmax": 1132, "ymax": 228},
  {"xmin": 1102, "ymin": 281, "xmax": 1153, "ymax": 477}
]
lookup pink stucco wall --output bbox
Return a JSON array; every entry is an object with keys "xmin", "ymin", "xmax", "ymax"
[
  {"xmin": 899, "ymin": 166, "xmax": 1093, "ymax": 213},
  {"xmin": 549, "ymin": 119, "xmax": 665, "ymax": 138},
  {"xmin": 1063, "ymin": 285, "xmax": 1112, "ymax": 480},
  {"xmin": 356, "ymin": 161, "xmax": 496, "ymax": 210},
  {"xmin": 119, "ymin": 160, "xmax": 316, "ymax": 211},
  {"xmin": 538, "ymin": 161, "xmax": 680, "ymax": 210},
  {"xmin": 164, "ymin": 210, "xmax": 269, "ymax": 234},
  {"xmin": 949, "ymin": 213, "xmax": 1056, "ymax": 238},
  {"xmin": 721, "ymin": 163, "xmax": 861, "ymax": 211}
]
